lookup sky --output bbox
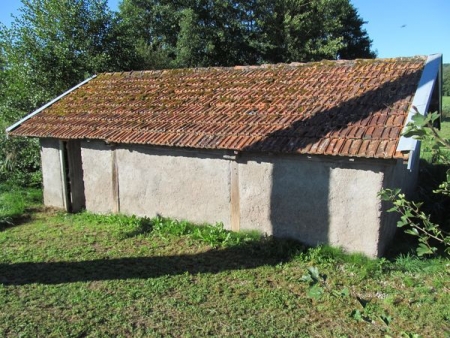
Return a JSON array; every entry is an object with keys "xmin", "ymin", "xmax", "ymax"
[
  {"xmin": 351, "ymin": 0, "xmax": 449, "ymax": 63},
  {"xmin": 0, "ymin": 0, "xmax": 448, "ymax": 63}
]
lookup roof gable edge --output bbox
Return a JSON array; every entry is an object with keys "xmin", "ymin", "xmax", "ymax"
[
  {"xmin": 6, "ymin": 74, "xmax": 97, "ymax": 134},
  {"xmin": 397, "ymin": 54, "xmax": 442, "ymax": 156}
]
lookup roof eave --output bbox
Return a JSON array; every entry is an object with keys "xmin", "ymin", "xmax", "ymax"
[
  {"xmin": 5, "ymin": 74, "xmax": 97, "ymax": 135},
  {"xmin": 396, "ymin": 53, "xmax": 442, "ymax": 169}
]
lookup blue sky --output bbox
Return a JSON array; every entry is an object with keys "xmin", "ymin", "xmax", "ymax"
[
  {"xmin": 1, "ymin": 0, "xmax": 448, "ymax": 63},
  {"xmin": 351, "ymin": 0, "xmax": 449, "ymax": 63}
]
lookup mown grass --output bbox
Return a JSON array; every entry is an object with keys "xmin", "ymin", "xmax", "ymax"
[
  {"xmin": 440, "ymin": 114, "xmax": 450, "ymax": 139},
  {"xmin": 1, "ymin": 205, "xmax": 449, "ymax": 337}
]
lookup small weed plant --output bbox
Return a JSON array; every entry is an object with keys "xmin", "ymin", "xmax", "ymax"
[
  {"xmin": 68, "ymin": 212, "xmax": 260, "ymax": 248},
  {"xmin": 380, "ymin": 112, "xmax": 450, "ymax": 256}
]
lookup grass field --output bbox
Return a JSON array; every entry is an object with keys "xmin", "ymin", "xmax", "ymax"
[
  {"xmin": 1, "ymin": 119, "xmax": 449, "ymax": 337},
  {"xmin": 1, "ymin": 192, "xmax": 449, "ymax": 336}
]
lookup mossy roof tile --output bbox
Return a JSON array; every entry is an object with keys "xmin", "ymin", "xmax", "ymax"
[{"xmin": 9, "ymin": 57, "xmax": 427, "ymax": 159}]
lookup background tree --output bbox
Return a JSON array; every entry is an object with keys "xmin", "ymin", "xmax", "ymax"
[
  {"xmin": 443, "ymin": 64, "xmax": 450, "ymax": 97},
  {"xmin": 3, "ymin": 0, "xmax": 118, "ymax": 101},
  {"xmin": 117, "ymin": 0, "xmax": 252, "ymax": 68},
  {"xmin": 117, "ymin": 0, "xmax": 376, "ymax": 69},
  {"xmin": 1, "ymin": 0, "xmax": 375, "ymax": 186},
  {"xmin": 0, "ymin": 0, "xmax": 119, "ymax": 185}
]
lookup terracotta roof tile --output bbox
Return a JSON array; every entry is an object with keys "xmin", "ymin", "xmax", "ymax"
[
  {"xmin": 359, "ymin": 140, "xmax": 371, "ymax": 156},
  {"xmin": 324, "ymin": 138, "xmax": 339, "ymax": 155},
  {"xmin": 367, "ymin": 140, "xmax": 381, "ymax": 157},
  {"xmin": 349, "ymin": 139, "xmax": 363, "ymax": 156},
  {"xmin": 9, "ymin": 57, "xmax": 427, "ymax": 159},
  {"xmin": 340, "ymin": 139, "xmax": 354, "ymax": 156},
  {"xmin": 376, "ymin": 140, "xmax": 389, "ymax": 158}
]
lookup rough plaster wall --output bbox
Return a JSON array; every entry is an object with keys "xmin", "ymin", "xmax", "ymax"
[
  {"xmin": 116, "ymin": 146, "xmax": 231, "ymax": 228},
  {"xmin": 75, "ymin": 139, "xmax": 407, "ymax": 257},
  {"xmin": 378, "ymin": 159, "xmax": 418, "ymax": 254},
  {"xmin": 328, "ymin": 165, "xmax": 385, "ymax": 256},
  {"xmin": 237, "ymin": 160, "xmax": 273, "ymax": 234},
  {"xmin": 239, "ymin": 154, "xmax": 387, "ymax": 257},
  {"xmin": 238, "ymin": 157, "xmax": 330, "ymax": 246},
  {"xmin": 40, "ymin": 138, "xmax": 64, "ymax": 209},
  {"xmin": 80, "ymin": 141, "xmax": 116, "ymax": 214}
]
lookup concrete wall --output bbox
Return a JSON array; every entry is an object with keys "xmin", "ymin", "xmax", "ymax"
[
  {"xmin": 40, "ymin": 138, "xmax": 65, "ymax": 209},
  {"xmin": 238, "ymin": 154, "xmax": 387, "ymax": 256},
  {"xmin": 328, "ymin": 164, "xmax": 385, "ymax": 255},
  {"xmin": 40, "ymin": 139, "xmax": 418, "ymax": 257},
  {"xmin": 116, "ymin": 146, "xmax": 231, "ymax": 227},
  {"xmin": 80, "ymin": 141, "xmax": 117, "ymax": 214},
  {"xmin": 238, "ymin": 156, "xmax": 330, "ymax": 244}
]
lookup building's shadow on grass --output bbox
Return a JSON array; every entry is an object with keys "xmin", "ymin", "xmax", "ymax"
[
  {"xmin": 0, "ymin": 238, "xmax": 305, "ymax": 286},
  {"xmin": 0, "ymin": 185, "xmax": 43, "ymax": 232},
  {"xmin": 0, "ymin": 205, "xmax": 49, "ymax": 232},
  {"xmin": 0, "ymin": 210, "xmax": 36, "ymax": 232}
]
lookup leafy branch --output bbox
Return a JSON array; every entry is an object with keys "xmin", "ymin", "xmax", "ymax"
[
  {"xmin": 379, "ymin": 188, "xmax": 449, "ymax": 256},
  {"xmin": 379, "ymin": 111, "xmax": 450, "ymax": 256}
]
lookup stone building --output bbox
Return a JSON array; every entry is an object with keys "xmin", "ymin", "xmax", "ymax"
[{"xmin": 7, "ymin": 54, "xmax": 443, "ymax": 256}]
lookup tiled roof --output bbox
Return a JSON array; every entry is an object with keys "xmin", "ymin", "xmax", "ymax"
[{"xmin": 9, "ymin": 57, "xmax": 427, "ymax": 159}]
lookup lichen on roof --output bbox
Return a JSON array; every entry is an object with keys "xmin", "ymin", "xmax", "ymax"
[{"xmin": 9, "ymin": 56, "xmax": 427, "ymax": 159}]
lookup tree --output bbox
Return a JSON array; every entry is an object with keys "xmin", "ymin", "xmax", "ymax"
[
  {"xmin": 117, "ymin": 0, "xmax": 376, "ymax": 69},
  {"xmin": 117, "ymin": 0, "xmax": 252, "ymax": 69},
  {"xmin": 2, "ymin": 0, "xmax": 118, "ymax": 101},
  {"xmin": 330, "ymin": 0, "xmax": 375, "ymax": 59},
  {"xmin": 0, "ymin": 0, "xmax": 119, "ymax": 185},
  {"xmin": 115, "ymin": 0, "xmax": 178, "ymax": 70},
  {"xmin": 175, "ymin": 9, "xmax": 204, "ymax": 68},
  {"xmin": 253, "ymin": 0, "xmax": 376, "ymax": 63}
]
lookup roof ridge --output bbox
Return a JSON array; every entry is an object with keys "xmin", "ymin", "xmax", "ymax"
[{"xmin": 100, "ymin": 55, "xmax": 428, "ymax": 77}]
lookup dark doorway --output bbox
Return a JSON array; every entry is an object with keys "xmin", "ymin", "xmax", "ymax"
[{"xmin": 61, "ymin": 140, "xmax": 86, "ymax": 212}]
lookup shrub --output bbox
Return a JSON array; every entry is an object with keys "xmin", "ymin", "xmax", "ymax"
[{"xmin": 379, "ymin": 112, "xmax": 450, "ymax": 256}]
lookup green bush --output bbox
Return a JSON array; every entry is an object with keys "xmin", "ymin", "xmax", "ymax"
[
  {"xmin": 0, "ymin": 119, "xmax": 41, "ymax": 188},
  {"xmin": 379, "ymin": 112, "xmax": 450, "ymax": 256}
]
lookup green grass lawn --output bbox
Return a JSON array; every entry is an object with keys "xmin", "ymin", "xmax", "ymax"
[
  {"xmin": 1, "ymin": 198, "xmax": 449, "ymax": 337},
  {"xmin": 443, "ymin": 96, "xmax": 450, "ymax": 117}
]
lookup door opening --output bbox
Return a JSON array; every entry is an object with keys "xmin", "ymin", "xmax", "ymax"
[{"xmin": 60, "ymin": 140, "xmax": 86, "ymax": 212}]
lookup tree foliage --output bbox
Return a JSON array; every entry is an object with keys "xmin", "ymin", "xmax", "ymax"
[
  {"xmin": 1, "ymin": 0, "xmax": 375, "ymax": 186},
  {"xmin": 2, "ymin": 0, "xmax": 119, "ymax": 103},
  {"xmin": 0, "ymin": 0, "xmax": 121, "ymax": 186},
  {"xmin": 117, "ymin": 0, "xmax": 376, "ymax": 69}
]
